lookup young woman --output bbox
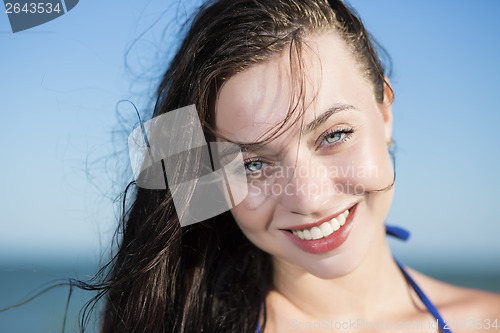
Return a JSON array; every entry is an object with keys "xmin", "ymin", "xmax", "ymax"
[{"xmin": 98, "ymin": 0, "xmax": 500, "ymax": 332}]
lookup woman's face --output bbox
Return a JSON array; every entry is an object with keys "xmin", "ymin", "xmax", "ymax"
[{"xmin": 215, "ymin": 33, "xmax": 394, "ymax": 279}]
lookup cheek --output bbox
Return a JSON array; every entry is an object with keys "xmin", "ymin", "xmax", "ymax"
[
  {"xmin": 341, "ymin": 117, "xmax": 394, "ymax": 192},
  {"xmin": 230, "ymin": 193, "xmax": 275, "ymax": 232},
  {"xmin": 347, "ymin": 140, "xmax": 393, "ymax": 192},
  {"xmin": 241, "ymin": 180, "xmax": 275, "ymax": 211},
  {"xmin": 313, "ymin": 141, "xmax": 393, "ymax": 197},
  {"xmin": 232, "ymin": 168, "xmax": 295, "ymax": 211}
]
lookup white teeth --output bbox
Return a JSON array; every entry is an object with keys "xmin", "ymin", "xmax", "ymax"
[
  {"xmin": 331, "ymin": 218, "xmax": 341, "ymax": 231},
  {"xmin": 297, "ymin": 230, "xmax": 304, "ymax": 239},
  {"xmin": 310, "ymin": 227, "xmax": 323, "ymax": 240},
  {"xmin": 337, "ymin": 214, "xmax": 346, "ymax": 226},
  {"xmin": 303, "ymin": 229, "xmax": 312, "ymax": 240},
  {"xmin": 291, "ymin": 208, "xmax": 351, "ymax": 240},
  {"xmin": 319, "ymin": 222, "xmax": 334, "ymax": 237}
]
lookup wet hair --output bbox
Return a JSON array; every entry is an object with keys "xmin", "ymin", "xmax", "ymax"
[{"xmin": 91, "ymin": 1, "xmax": 392, "ymax": 332}]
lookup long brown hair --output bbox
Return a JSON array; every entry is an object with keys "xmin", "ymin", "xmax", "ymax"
[{"xmin": 90, "ymin": 1, "xmax": 391, "ymax": 332}]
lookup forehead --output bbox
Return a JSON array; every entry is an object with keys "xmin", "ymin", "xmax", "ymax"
[{"xmin": 215, "ymin": 33, "xmax": 374, "ymax": 143}]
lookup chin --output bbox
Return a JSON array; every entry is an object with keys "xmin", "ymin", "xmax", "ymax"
[{"xmin": 300, "ymin": 251, "xmax": 366, "ymax": 280}]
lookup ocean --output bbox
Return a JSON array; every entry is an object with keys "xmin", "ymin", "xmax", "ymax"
[
  {"xmin": 1, "ymin": 261, "xmax": 499, "ymax": 333},
  {"xmin": 0, "ymin": 261, "xmax": 102, "ymax": 333}
]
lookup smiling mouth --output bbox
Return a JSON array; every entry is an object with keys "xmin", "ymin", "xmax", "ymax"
[{"xmin": 285, "ymin": 207, "xmax": 352, "ymax": 240}]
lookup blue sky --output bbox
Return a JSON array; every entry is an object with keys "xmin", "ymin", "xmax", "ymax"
[{"xmin": 1, "ymin": 0, "xmax": 499, "ymax": 272}]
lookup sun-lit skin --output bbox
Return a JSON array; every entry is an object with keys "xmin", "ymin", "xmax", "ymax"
[
  {"xmin": 216, "ymin": 32, "xmax": 394, "ymax": 279},
  {"xmin": 215, "ymin": 33, "xmax": 500, "ymax": 330}
]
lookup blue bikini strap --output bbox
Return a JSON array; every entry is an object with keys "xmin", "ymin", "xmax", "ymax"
[{"xmin": 386, "ymin": 224, "xmax": 452, "ymax": 333}]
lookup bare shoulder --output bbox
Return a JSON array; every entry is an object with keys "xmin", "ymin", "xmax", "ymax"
[{"xmin": 408, "ymin": 268, "xmax": 500, "ymax": 331}]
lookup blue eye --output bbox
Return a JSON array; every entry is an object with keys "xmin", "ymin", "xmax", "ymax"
[
  {"xmin": 325, "ymin": 131, "xmax": 343, "ymax": 144},
  {"xmin": 321, "ymin": 128, "xmax": 354, "ymax": 146},
  {"xmin": 245, "ymin": 160, "xmax": 263, "ymax": 173}
]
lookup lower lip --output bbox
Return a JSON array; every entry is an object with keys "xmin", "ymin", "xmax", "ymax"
[{"xmin": 282, "ymin": 204, "xmax": 358, "ymax": 255}]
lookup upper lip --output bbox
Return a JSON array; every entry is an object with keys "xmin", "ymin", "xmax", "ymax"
[{"xmin": 282, "ymin": 203, "xmax": 357, "ymax": 231}]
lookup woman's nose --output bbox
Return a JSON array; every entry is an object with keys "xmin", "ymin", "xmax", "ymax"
[{"xmin": 278, "ymin": 157, "xmax": 337, "ymax": 216}]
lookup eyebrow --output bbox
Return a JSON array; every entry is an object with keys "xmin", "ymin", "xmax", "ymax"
[
  {"xmin": 218, "ymin": 103, "xmax": 356, "ymax": 158},
  {"xmin": 301, "ymin": 103, "xmax": 356, "ymax": 135},
  {"xmin": 218, "ymin": 141, "xmax": 267, "ymax": 159}
]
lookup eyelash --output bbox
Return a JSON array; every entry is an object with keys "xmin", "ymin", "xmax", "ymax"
[
  {"xmin": 317, "ymin": 127, "xmax": 354, "ymax": 149},
  {"xmin": 243, "ymin": 127, "xmax": 354, "ymax": 174}
]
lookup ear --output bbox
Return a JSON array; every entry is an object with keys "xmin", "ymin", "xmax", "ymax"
[{"xmin": 380, "ymin": 78, "xmax": 393, "ymax": 144}]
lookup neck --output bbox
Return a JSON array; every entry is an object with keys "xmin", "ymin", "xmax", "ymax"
[{"xmin": 269, "ymin": 227, "xmax": 411, "ymax": 321}]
